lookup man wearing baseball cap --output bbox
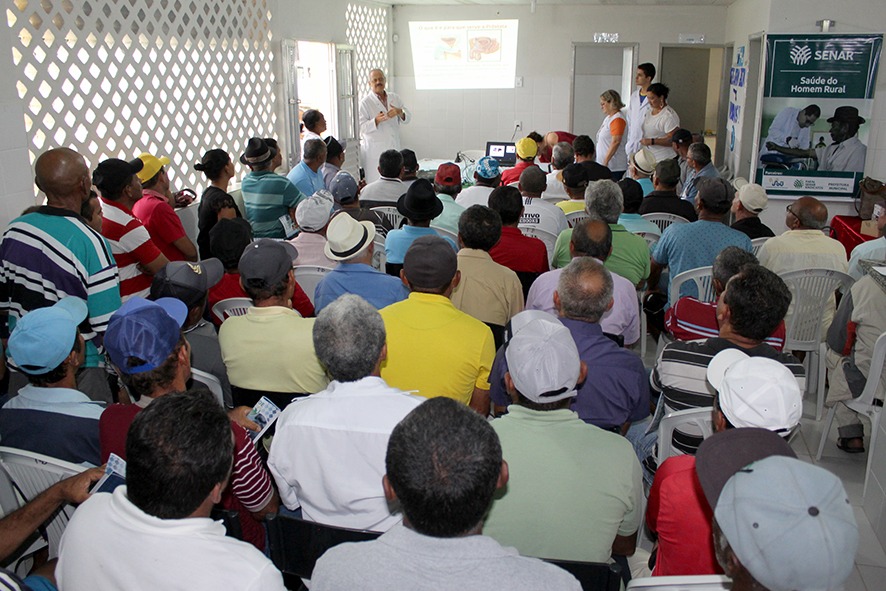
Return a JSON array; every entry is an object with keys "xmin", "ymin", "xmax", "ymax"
[
  {"xmin": 695, "ymin": 430, "xmax": 858, "ymax": 591},
  {"xmin": 483, "ymin": 312, "xmax": 643, "ymax": 564},
  {"xmin": 432, "ymin": 162, "xmax": 467, "ymax": 236},
  {"xmin": 93, "ymin": 157, "xmax": 169, "ymax": 301},
  {"xmin": 329, "ymin": 170, "xmax": 393, "ymax": 238},
  {"xmin": 456, "ymin": 156, "xmax": 502, "ymax": 209},
  {"xmin": 289, "ymin": 189, "xmax": 336, "ymax": 267},
  {"xmin": 218, "ymin": 239, "xmax": 328, "ymax": 408},
  {"xmin": 0, "ymin": 297, "xmax": 104, "ymax": 465},
  {"xmin": 642, "ymin": 350, "xmax": 803, "ymax": 578},
  {"xmin": 313, "ymin": 213, "xmax": 408, "ymax": 313},
  {"xmin": 131, "ymin": 151, "xmax": 197, "ymax": 263},
  {"xmin": 554, "ymin": 163, "xmax": 590, "ymax": 215},
  {"xmin": 501, "ymin": 137, "xmax": 540, "ymax": 186},
  {"xmin": 730, "ymin": 183, "xmax": 775, "ymax": 239}
]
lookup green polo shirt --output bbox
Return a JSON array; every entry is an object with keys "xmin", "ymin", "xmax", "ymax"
[{"xmin": 552, "ymin": 224, "xmax": 651, "ymax": 286}]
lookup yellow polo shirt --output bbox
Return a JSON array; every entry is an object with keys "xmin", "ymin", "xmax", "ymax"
[{"xmin": 380, "ymin": 292, "xmax": 495, "ymax": 404}]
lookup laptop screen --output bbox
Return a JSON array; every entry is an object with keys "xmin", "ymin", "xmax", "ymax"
[{"xmin": 485, "ymin": 141, "xmax": 517, "ymax": 167}]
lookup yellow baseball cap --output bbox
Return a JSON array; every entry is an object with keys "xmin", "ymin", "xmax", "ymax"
[
  {"xmin": 136, "ymin": 152, "xmax": 171, "ymax": 183},
  {"xmin": 516, "ymin": 137, "xmax": 538, "ymax": 159}
]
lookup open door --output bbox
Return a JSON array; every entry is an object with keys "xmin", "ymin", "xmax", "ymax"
[{"xmin": 335, "ymin": 45, "xmax": 361, "ymax": 180}]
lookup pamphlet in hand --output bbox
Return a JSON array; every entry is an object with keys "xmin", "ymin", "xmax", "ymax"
[
  {"xmin": 91, "ymin": 453, "xmax": 127, "ymax": 495},
  {"xmin": 246, "ymin": 396, "xmax": 281, "ymax": 442},
  {"xmin": 279, "ymin": 214, "xmax": 298, "ymax": 240}
]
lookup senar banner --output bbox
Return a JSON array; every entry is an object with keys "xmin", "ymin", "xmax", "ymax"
[{"xmin": 755, "ymin": 34, "xmax": 881, "ymax": 196}]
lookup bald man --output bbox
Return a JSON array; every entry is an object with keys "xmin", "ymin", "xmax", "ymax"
[
  {"xmin": 0, "ymin": 148, "xmax": 121, "ymax": 403},
  {"xmin": 359, "ymin": 69, "xmax": 409, "ymax": 183},
  {"xmin": 757, "ymin": 196, "xmax": 847, "ymax": 335}
]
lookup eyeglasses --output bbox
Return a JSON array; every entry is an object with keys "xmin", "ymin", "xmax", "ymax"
[{"xmin": 785, "ymin": 204, "xmax": 798, "ymax": 218}]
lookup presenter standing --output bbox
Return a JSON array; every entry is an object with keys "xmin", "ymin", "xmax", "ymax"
[{"xmin": 359, "ymin": 69, "xmax": 409, "ymax": 183}]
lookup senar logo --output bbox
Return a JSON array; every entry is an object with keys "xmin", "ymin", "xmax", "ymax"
[{"xmin": 790, "ymin": 45, "xmax": 813, "ymax": 66}]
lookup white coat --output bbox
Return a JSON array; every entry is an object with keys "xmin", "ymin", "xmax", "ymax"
[
  {"xmin": 625, "ymin": 88, "xmax": 651, "ymax": 158},
  {"xmin": 359, "ymin": 91, "xmax": 410, "ymax": 183}
]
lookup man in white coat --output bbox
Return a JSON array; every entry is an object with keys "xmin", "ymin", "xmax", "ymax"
[
  {"xmin": 625, "ymin": 63, "xmax": 655, "ymax": 158},
  {"xmin": 359, "ymin": 69, "xmax": 409, "ymax": 183}
]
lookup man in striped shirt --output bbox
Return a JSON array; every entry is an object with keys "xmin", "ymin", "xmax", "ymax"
[
  {"xmin": 94, "ymin": 158, "xmax": 169, "ymax": 301},
  {"xmin": 240, "ymin": 137, "xmax": 303, "ymax": 238},
  {"xmin": 0, "ymin": 148, "xmax": 121, "ymax": 403}
]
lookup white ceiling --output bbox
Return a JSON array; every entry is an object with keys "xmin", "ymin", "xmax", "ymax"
[{"xmin": 392, "ymin": 0, "xmax": 734, "ymax": 6}]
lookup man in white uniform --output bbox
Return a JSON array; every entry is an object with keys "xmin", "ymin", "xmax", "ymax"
[
  {"xmin": 625, "ymin": 63, "xmax": 655, "ymax": 157},
  {"xmin": 759, "ymin": 104, "xmax": 819, "ymax": 161},
  {"xmin": 359, "ymin": 69, "xmax": 409, "ymax": 183}
]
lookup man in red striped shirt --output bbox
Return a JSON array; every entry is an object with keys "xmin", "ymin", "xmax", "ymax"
[{"xmin": 93, "ymin": 158, "xmax": 168, "ymax": 301}]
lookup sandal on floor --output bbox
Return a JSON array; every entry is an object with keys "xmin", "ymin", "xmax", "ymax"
[{"xmin": 836, "ymin": 437, "xmax": 865, "ymax": 454}]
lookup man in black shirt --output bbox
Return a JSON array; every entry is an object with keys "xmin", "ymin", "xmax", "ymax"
[
  {"xmin": 730, "ymin": 183, "xmax": 775, "ymax": 239},
  {"xmin": 637, "ymin": 159, "xmax": 697, "ymax": 221}
]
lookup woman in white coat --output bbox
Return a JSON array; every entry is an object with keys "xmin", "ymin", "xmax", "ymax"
[{"xmin": 359, "ymin": 69, "xmax": 410, "ymax": 183}]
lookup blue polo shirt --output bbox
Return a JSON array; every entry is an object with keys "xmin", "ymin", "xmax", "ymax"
[
  {"xmin": 287, "ymin": 161, "xmax": 326, "ymax": 198},
  {"xmin": 314, "ymin": 263, "xmax": 409, "ymax": 312},
  {"xmin": 384, "ymin": 226, "xmax": 458, "ymax": 265}
]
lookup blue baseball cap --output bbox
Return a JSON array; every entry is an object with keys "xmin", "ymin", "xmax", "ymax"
[
  {"xmin": 105, "ymin": 297, "xmax": 188, "ymax": 375},
  {"xmin": 475, "ymin": 156, "xmax": 501, "ymax": 179},
  {"xmin": 7, "ymin": 297, "xmax": 88, "ymax": 375}
]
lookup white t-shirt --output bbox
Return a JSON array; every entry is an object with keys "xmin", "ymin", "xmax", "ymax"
[
  {"xmin": 456, "ymin": 185, "xmax": 495, "ymax": 208},
  {"xmin": 642, "ymin": 105, "xmax": 680, "ymax": 162}
]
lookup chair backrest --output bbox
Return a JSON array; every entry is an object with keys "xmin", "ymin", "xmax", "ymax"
[
  {"xmin": 657, "ymin": 407, "xmax": 715, "ymax": 465},
  {"xmin": 370, "ymin": 206, "xmax": 404, "ymax": 230},
  {"xmin": 371, "ymin": 234, "xmax": 386, "ymax": 272},
  {"xmin": 637, "ymin": 231, "xmax": 660, "ymax": 253},
  {"xmin": 641, "ymin": 213, "xmax": 691, "ymax": 233},
  {"xmin": 855, "ymin": 331, "xmax": 886, "ymax": 408},
  {"xmin": 565, "ymin": 210, "xmax": 589, "ymax": 228},
  {"xmin": 190, "ymin": 368, "xmax": 225, "ymax": 407},
  {"xmin": 0, "ymin": 447, "xmax": 85, "ymax": 558},
  {"xmin": 669, "ymin": 266, "xmax": 716, "ymax": 305},
  {"xmin": 518, "ymin": 225, "xmax": 558, "ymax": 265},
  {"xmin": 211, "ymin": 297, "xmax": 253, "ymax": 322},
  {"xmin": 266, "ymin": 513, "xmax": 381, "ymax": 580},
  {"xmin": 432, "ymin": 226, "xmax": 459, "ymax": 246},
  {"xmin": 750, "ymin": 236, "xmax": 770, "ymax": 256},
  {"xmin": 778, "ymin": 268, "xmax": 854, "ymax": 350},
  {"xmin": 543, "ymin": 558, "xmax": 622, "ymax": 591},
  {"xmin": 293, "ymin": 265, "xmax": 334, "ymax": 306},
  {"xmin": 627, "ymin": 574, "xmax": 732, "ymax": 590}
]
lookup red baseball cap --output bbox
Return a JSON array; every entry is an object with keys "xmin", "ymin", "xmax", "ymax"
[{"xmin": 434, "ymin": 162, "xmax": 461, "ymax": 187}]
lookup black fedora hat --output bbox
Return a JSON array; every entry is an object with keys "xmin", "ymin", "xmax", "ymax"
[
  {"xmin": 397, "ymin": 178, "xmax": 443, "ymax": 221},
  {"xmin": 240, "ymin": 137, "xmax": 277, "ymax": 166},
  {"xmin": 827, "ymin": 106, "xmax": 865, "ymax": 125}
]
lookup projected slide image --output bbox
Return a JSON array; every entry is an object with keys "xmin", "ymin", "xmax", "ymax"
[
  {"xmin": 468, "ymin": 30, "xmax": 501, "ymax": 62},
  {"xmin": 434, "ymin": 32, "xmax": 465, "ymax": 62}
]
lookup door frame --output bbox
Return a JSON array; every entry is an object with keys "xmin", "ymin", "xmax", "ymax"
[{"xmin": 569, "ymin": 42, "xmax": 638, "ymax": 132}]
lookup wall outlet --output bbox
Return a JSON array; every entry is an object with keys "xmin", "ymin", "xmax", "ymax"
[{"xmin": 514, "ymin": 120, "xmax": 522, "ymax": 132}]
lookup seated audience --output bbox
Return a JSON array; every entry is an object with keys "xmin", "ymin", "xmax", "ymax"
[
  {"xmin": 729, "ymin": 182, "xmax": 775, "ymax": 239},
  {"xmin": 487, "ymin": 186, "xmax": 549, "ymax": 296},
  {"xmin": 484, "ymin": 313, "xmax": 642, "ymax": 563},
  {"xmin": 492, "ymin": 258, "xmax": 648, "ymax": 431},
  {"xmin": 554, "ymin": 164, "xmax": 590, "ymax": 215},
  {"xmin": 519, "ymin": 166, "xmax": 568, "ymax": 238},
  {"xmin": 359, "ymin": 149, "xmax": 405, "ymax": 208},
  {"xmin": 847, "ymin": 208, "xmax": 886, "ymax": 280},
  {"xmin": 0, "ymin": 298, "xmax": 104, "ymax": 465},
  {"xmin": 399, "ymin": 148, "xmax": 419, "ymax": 191},
  {"xmin": 617, "ymin": 177, "xmax": 661, "ymax": 237},
  {"xmin": 527, "ymin": 220, "xmax": 640, "ymax": 346},
  {"xmin": 287, "ymin": 138, "xmax": 327, "ymax": 197},
  {"xmin": 380, "ymin": 236, "xmax": 495, "ymax": 414},
  {"xmin": 432, "ymin": 162, "xmax": 467, "ymax": 235},
  {"xmin": 642, "ymin": 353, "xmax": 802, "ymax": 577},
  {"xmin": 313, "ymin": 213, "xmax": 408, "ymax": 312},
  {"xmin": 665, "ymin": 247, "xmax": 786, "ymax": 350},
  {"xmin": 240, "ymin": 137, "xmax": 303, "ymax": 239},
  {"xmin": 384, "ymin": 179, "xmax": 455, "ymax": 270},
  {"xmin": 320, "ymin": 136, "xmax": 346, "ymax": 190},
  {"xmin": 696, "ymin": 431, "xmax": 857, "ymax": 591},
  {"xmin": 59, "ymin": 391, "xmax": 286, "ymax": 590},
  {"xmin": 573, "ymin": 135, "xmax": 612, "ymax": 181},
  {"xmin": 638, "ymin": 158, "xmax": 698, "ymax": 221},
  {"xmin": 542, "ymin": 142, "xmax": 574, "ymax": 200},
  {"xmin": 195, "ymin": 148, "xmax": 241, "ymax": 260},
  {"xmin": 219, "ymin": 240, "xmax": 328, "ymax": 402},
  {"xmin": 269, "ymin": 295, "xmax": 423, "ymax": 531},
  {"xmin": 456, "ymin": 156, "xmax": 501, "ymax": 208},
  {"xmin": 451, "ymin": 205, "xmax": 524, "ymax": 327},
  {"xmin": 500, "ymin": 137, "xmax": 540, "ymax": 186},
  {"xmin": 310, "ymin": 397, "xmax": 581, "ymax": 590},
  {"xmin": 627, "ymin": 148, "xmax": 656, "ymax": 195},
  {"xmin": 329, "ymin": 170, "xmax": 392, "ymax": 238},
  {"xmin": 670, "ymin": 128, "xmax": 693, "ymax": 193},
  {"xmin": 149, "ymin": 258, "xmax": 232, "ymax": 407},
  {"xmin": 132, "ymin": 152, "xmax": 197, "ymax": 262},
  {"xmin": 681, "ymin": 142, "xmax": 719, "ymax": 203},
  {"xmin": 290, "ymin": 190, "xmax": 336, "ymax": 268}
]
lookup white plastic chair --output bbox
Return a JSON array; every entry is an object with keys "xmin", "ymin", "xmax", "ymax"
[
  {"xmin": 432, "ymin": 226, "xmax": 459, "ymax": 247},
  {"xmin": 370, "ymin": 206, "xmax": 404, "ymax": 230},
  {"xmin": 668, "ymin": 266, "xmax": 716, "ymax": 306},
  {"xmin": 293, "ymin": 265, "xmax": 334, "ymax": 306},
  {"xmin": 519, "ymin": 225, "xmax": 558, "ymax": 266},
  {"xmin": 565, "ymin": 210, "xmax": 589, "ymax": 228},
  {"xmin": 211, "ymin": 297, "xmax": 253, "ymax": 323},
  {"xmin": 0, "ymin": 464, "xmax": 47, "ymax": 576},
  {"xmin": 637, "ymin": 289, "xmax": 647, "ymax": 358},
  {"xmin": 637, "ymin": 231, "xmax": 660, "ymax": 253},
  {"xmin": 371, "ymin": 234, "xmax": 386, "ymax": 272},
  {"xmin": 779, "ymin": 268, "xmax": 854, "ymax": 420},
  {"xmin": 816, "ymin": 331, "xmax": 886, "ymax": 495},
  {"xmin": 0, "ymin": 447, "xmax": 86, "ymax": 558},
  {"xmin": 656, "ymin": 407, "xmax": 715, "ymax": 466},
  {"xmin": 641, "ymin": 212, "xmax": 690, "ymax": 233},
  {"xmin": 750, "ymin": 236, "xmax": 770, "ymax": 256},
  {"xmin": 191, "ymin": 368, "xmax": 225, "ymax": 408},
  {"xmin": 628, "ymin": 575, "xmax": 732, "ymax": 590}
]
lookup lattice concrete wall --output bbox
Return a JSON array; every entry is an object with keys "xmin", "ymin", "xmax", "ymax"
[
  {"xmin": 6, "ymin": 0, "xmax": 276, "ymax": 191},
  {"xmin": 345, "ymin": 3, "xmax": 388, "ymax": 101}
]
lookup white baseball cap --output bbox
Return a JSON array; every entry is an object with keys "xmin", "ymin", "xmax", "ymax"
[
  {"xmin": 737, "ymin": 183, "xmax": 768, "ymax": 213},
  {"xmin": 505, "ymin": 314, "xmax": 580, "ymax": 404}
]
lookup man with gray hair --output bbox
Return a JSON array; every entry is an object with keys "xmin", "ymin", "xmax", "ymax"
[
  {"xmin": 552, "ymin": 180, "xmax": 650, "ymax": 287},
  {"xmin": 268, "ymin": 294, "xmax": 424, "ymax": 531},
  {"xmin": 542, "ymin": 141, "xmax": 574, "ymax": 200},
  {"xmin": 491, "ymin": 258, "xmax": 649, "ymax": 432},
  {"xmin": 681, "ymin": 142, "xmax": 719, "ymax": 203}
]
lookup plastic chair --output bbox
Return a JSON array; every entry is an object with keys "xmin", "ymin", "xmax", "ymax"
[
  {"xmin": 519, "ymin": 225, "xmax": 558, "ymax": 265},
  {"xmin": 668, "ymin": 266, "xmax": 715, "ymax": 305},
  {"xmin": 543, "ymin": 559, "xmax": 622, "ymax": 591},
  {"xmin": 637, "ymin": 231, "xmax": 660, "ymax": 253},
  {"xmin": 641, "ymin": 213, "xmax": 690, "ymax": 233},
  {"xmin": 636, "ymin": 289, "xmax": 648, "ymax": 358},
  {"xmin": 816, "ymin": 331, "xmax": 886, "ymax": 495},
  {"xmin": 432, "ymin": 226, "xmax": 459, "ymax": 246},
  {"xmin": 211, "ymin": 297, "xmax": 253, "ymax": 323},
  {"xmin": 266, "ymin": 513, "xmax": 381, "ymax": 581},
  {"xmin": 778, "ymin": 268, "xmax": 854, "ymax": 420},
  {"xmin": 0, "ymin": 464, "xmax": 47, "ymax": 576},
  {"xmin": 656, "ymin": 407, "xmax": 715, "ymax": 465},
  {"xmin": 565, "ymin": 210, "xmax": 589, "ymax": 228},
  {"xmin": 293, "ymin": 265, "xmax": 334, "ymax": 306},
  {"xmin": 0, "ymin": 447, "xmax": 86, "ymax": 558},
  {"xmin": 627, "ymin": 575, "xmax": 732, "ymax": 590},
  {"xmin": 191, "ymin": 368, "xmax": 225, "ymax": 408},
  {"xmin": 750, "ymin": 236, "xmax": 770, "ymax": 256},
  {"xmin": 370, "ymin": 206, "xmax": 404, "ymax": 230},
  {"xmin": 371, "ymin": 234, "xmax": 386, "ymax": 272}
]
